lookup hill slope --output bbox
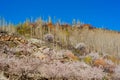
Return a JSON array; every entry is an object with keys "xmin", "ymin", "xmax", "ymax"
[{"xmin": 0, "ymin": 19, "xmax": 120, "ymax": 80}]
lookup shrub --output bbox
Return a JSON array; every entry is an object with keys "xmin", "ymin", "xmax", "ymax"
[
  {"xmin": 0, "ymin": 53, "xmax": 106, "ymax": 80},
  {"xmin": 84, "ymin": 56, "xmax": 92, "ymax": 64},
  {"xmin": 75, "ymin": 43, "xmax": 89, "ymax": 55},
  {"xmin": 17, "ymin": 23, "xmax": 31, "ymax": 36},
  {"xmin": 112, "ymin": 65, "xmax": 120, "ymax": 79},
  {"xmin": 44, "ymin": 33, "xmax": 54, "ymax": 42},
  {"xmin": 38, "ymin": 61, "xmax": 105, "ymax": 80},
  {"xmin": 93, "ymin": 58, "xmax": 107, "ymax": 68},
  {"xmin": 87, "ymin": 52, "xmax": 100, "ymax": 60}
]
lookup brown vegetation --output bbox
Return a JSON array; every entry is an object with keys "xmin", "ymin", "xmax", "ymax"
[{"xmin": 0, "ymin": 18, "xmax": 120, "ymax": 80}]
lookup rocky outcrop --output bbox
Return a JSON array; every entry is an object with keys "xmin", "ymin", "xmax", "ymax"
[{"xmin": 0, "ymin": 31, "xmax": 27, "ymax": 44}]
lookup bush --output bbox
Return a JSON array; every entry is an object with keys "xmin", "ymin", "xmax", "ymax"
[
  {"xmin": 84, "ymin": 56, "xmax": 92, "ymax": 64},
  {"xmin": 17, "ymin": 23, "xmax": 31, "ymax": 36},
  {"xmin": 0, "ymin": 53, "xmax": 106, "ymax": 80},
  {"xmin": 44, "ymin": 33, "xmax": 54, "ymax": 42},
  {"xmin": 75, "ymin": 43, "xmax": 89, "ymax": 55},
  {"xmin": 112, "ymin": 65, "xmax": 120, "ymax": 79}
]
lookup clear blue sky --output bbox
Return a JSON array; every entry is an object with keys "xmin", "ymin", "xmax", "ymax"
[{"xmin": 0, "ymin": 0, "xmax": 120, "ymax": 31}]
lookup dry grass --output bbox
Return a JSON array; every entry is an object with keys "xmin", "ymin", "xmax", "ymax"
[
  {"xmin": 0, "ymin": 18, "xmax": 120, "ymax": 79},
  {"xmin": 1, "ymin": 18, "xmax": 120, "ymax": 57}
]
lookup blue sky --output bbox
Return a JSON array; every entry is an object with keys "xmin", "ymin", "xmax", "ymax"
[{"xmin": 0, "ymin": 0, "xmax": 120, "ymax": 31}]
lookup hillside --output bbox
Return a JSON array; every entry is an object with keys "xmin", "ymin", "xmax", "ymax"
[{"xmin": 0, "ymin": 18, "xmax": 120, "ymax": 80}]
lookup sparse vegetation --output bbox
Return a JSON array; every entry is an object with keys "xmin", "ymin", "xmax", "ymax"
[{"xmin": 0, "ymin": 17, "xmax": 120, "ymax": 80}]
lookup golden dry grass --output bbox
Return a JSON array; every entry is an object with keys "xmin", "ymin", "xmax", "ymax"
[{"xmin": 0, "ymin": 19, "xmax": 120, "ymax": 57}]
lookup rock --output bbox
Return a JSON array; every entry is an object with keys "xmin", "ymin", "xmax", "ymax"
[
  {"xmin": 28, "ymin": 38, "xmax": 45, "ymax": 48},
  {"xmin": 20, "ymin": 39, "xmax": 26, "ymax": 44},
  {"xmin": 18, "ymin": 37, "xmax": 22, "ymax": 41},
  {"xmin": 38, "ymin": 54, "xmax": 47, "ymax": 60},
  {"xmin": 33, "ymin": 51, "xmax": 47, "ymax": 60},
  {"xmin": 0, "ymin": 31, "xmax": 27, "ymax": 44},
  {"xmin": 10, "ymin": 36, "xmax": 14, "ymax": 41},
  {"xmin": 42, "ymin": 48, "xmax": 50, "ymax": 54},
  {"xmin": 39, "ymin": 46, "xmax": 47, "ymax": 51},
  {"xmin": 28, "ymin": 38, "xmax": 41, "ymax": 43},
  {"xmin": 5, "ymin": 36, "xmax": 11, "ymax": 41},
  {"xmin": 14, "ymin": 37, "xmax": 18, "ymax": 41},
  {"xmin": 0, "ymin": 36, "xmax": 5, "ymax": 41},
  {"xmin": 0, "ymin": 71, "xmax": 9, "ymax": 80}
]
